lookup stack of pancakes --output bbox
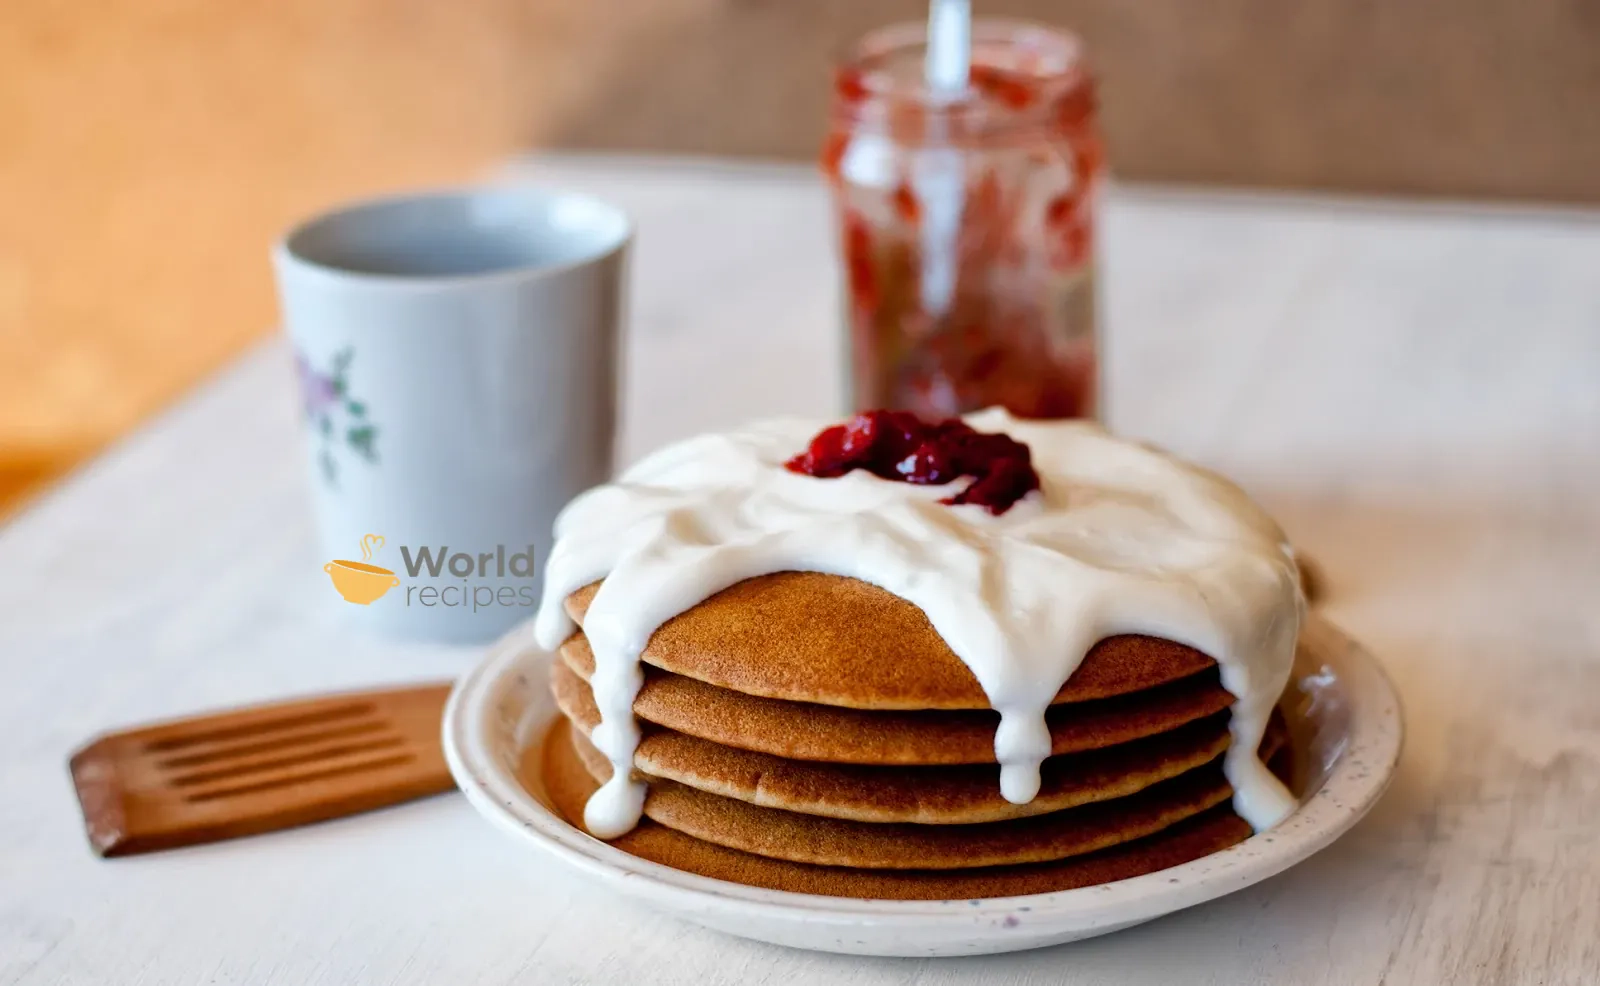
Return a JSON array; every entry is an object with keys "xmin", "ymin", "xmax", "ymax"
[{"xmin": 541, "ymin": 571, "xmax": 1293, "ymax": 900}]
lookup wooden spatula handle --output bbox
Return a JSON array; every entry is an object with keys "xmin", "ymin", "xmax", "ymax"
[{"xmin": 70, "ymin": 682, "xmax": 456, "ymax": 857}]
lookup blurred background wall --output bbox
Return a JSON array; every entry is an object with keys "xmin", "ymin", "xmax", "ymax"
[{"xmin": 3, "ymin": 0, "xmax": 1597, "ymax": 514}]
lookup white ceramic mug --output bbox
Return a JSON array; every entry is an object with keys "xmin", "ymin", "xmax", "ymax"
[{"xmin": 274, "ymin": 186, "xmax": 630, "ymax": 642}]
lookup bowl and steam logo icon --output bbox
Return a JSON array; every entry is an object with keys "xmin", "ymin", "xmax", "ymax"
[{"xmin": 324, "ymin": 533, "xmax": 400, "ymax": 604}]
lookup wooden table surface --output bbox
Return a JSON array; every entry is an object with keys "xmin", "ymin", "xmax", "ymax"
[{"xmin": 2, "ymin": 156, "xmax": 1597, "ymax": 985}]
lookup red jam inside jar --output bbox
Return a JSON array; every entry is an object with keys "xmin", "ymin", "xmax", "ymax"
[
  {"xmin": 786, "ymin": 410, "xmax": 1040, "ymax": 515},
  {"xmin": 823, "ymin": 22, "xmax": 1102, "ymax": 421}
]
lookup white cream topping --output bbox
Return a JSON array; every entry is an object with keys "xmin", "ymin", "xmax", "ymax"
[{"xmin": 534, "ymin": 409, "xmax": 1304, "ymax": 840}]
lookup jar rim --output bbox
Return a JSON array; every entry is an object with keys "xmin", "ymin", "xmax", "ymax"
[
  {"xmin": 838, "ymin": 20, "xmax": 1086, "ymax": 100},
  {"xmin": 831, "ymin": 20, "xmax": 1094, "ymax": 137}
]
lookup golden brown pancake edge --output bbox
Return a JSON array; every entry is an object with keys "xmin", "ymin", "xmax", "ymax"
[
  {"xmin": 554, "ymin": 660, "xmax": 1239, "ymax": 824},
  {"xmin": 563, "ymin": 720, "xmax": 1286, "ymax": 869},
  {"xmin": 563, "ymin": 572, "xmax": 1218, "ymax": 710},
  {"xmin": 537, "ymin": 719, "xmax": 1270, "ymax": 897},
  {"xmin": 553, "ymin": 646, "xmax": 1233, "ymax": 765}
]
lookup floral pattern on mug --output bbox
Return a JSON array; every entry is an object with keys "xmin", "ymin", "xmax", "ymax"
[{"xmin": 295, "ymin": 346, "xmax": 379, "ymax": 485}]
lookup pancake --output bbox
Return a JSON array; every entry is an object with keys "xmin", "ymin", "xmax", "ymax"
[
  {"xmin": 564, "ymin": 719, "xmax": 1287, "ymax": 869},
  {"xmin": 555, "ymin": 661, "xmax": 1236, "ymax": 823},
  {"xmin": 540, "ymin": 719, "xmax": 1288, "ymax": 895},
  {"xmin": 562, "ymin": 572, "xmax": 1217, "ymax": 710},
  {"xmin": 554, "ymin": 647, "xmax": 1234, "ymax": 765}
]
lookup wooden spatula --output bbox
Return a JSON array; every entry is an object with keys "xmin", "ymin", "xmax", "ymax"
[{"xmin": 69, "ymin": 682, "xmax": 455, "ymax": 857}]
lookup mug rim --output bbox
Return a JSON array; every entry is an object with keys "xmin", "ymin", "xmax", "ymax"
[{"xmin": 273, "ymin": 184, "xmax": 634, "ymax": 288}]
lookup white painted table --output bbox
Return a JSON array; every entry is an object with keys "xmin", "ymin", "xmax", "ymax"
[{"xmin": 3, "ymin": 156, "xmax": 1598, "ymax": 985}]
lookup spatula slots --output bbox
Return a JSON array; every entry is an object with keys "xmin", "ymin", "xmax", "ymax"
[{"xmin": 69, "ymin": 682, "xmax": 455, "ymax": 857}]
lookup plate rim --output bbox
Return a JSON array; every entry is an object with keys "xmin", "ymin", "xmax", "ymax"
[{"xmin": 442, "ymin": 614, "xmax": 1403, "ymax": 931}]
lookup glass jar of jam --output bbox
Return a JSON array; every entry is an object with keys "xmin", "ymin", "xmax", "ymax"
[{"xmin": 823, "ymin": 20, "xmax": 1103, "ymax": 420}]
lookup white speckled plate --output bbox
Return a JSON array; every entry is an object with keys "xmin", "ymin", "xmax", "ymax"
[{"xmin": 442, "ymin": 615, "xmax": 1402, "ymax": 957}]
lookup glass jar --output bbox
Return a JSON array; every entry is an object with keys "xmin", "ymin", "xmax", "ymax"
[{"xmin": 823, "ymin": 20, "xmax": 1103, "ymax": 419}]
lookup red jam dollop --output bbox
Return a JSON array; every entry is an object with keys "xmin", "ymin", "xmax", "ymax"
[{"xmin": 784, "ymin": 411, "xmax": 1040, "ymax": 515}]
